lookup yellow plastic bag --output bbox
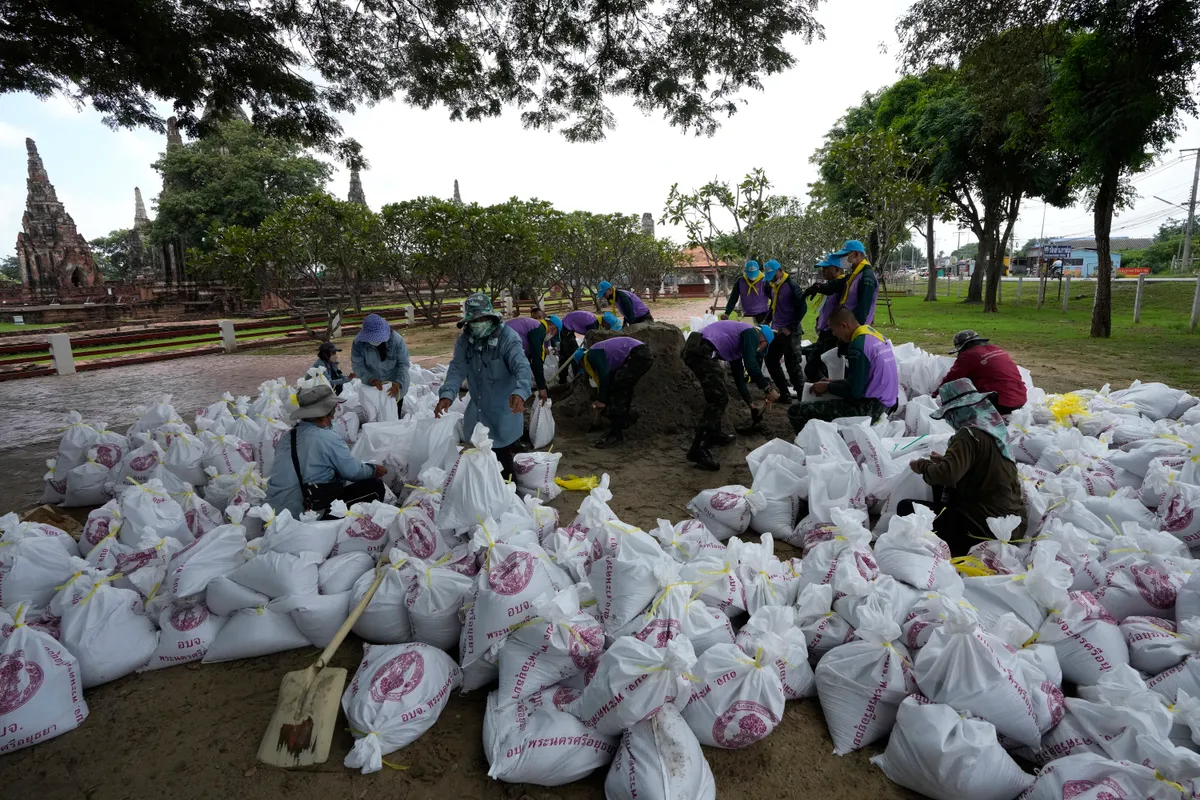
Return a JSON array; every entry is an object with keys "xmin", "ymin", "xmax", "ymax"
[{"xmin": 555, "ymin": 474, "xmax": 599, "ymax": 492}]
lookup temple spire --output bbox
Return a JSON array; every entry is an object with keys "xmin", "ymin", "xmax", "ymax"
[
  {"xmin": 348, "ymin": 166, "xmax": 367, "ymax": 206},
  {"xmin": 134, "ymin": 187, "xmax": 150, "ymax": 228}
]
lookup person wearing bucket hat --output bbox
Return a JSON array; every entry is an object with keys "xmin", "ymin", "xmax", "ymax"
[
  {"xmin": 788, "ymin": 307, "xmax": 898, "ymax": 432},
  {"xmin": 762, "ymin": 259, "xmax": 808, "ymax": 403},
  {"xmin": 351, "ymin": 313, "xmax": 411, "ymax": 414},
  {"xmin": 682, "ymin": 320, "xmax": 779, "ymax": 470},
  {"xmin": 310, "ymin": 341, "xmax": 350, "ymax": 393},
  {"xmin": 598, "ymin": 280, "xmax": 654, "ymax": 325},
  {"xmin": 505, "ymin": 314, "xmax": 561, "ymax": 401},
  {"xmin": 265, "ymin": 385, "xmax": 386, "ymax": 517},
  {"xmin": 828, "ymin": 239, "xmax": 878, "ymax": 327},
  {"xmin": 802, "ymin": 255, "xmax": 848, "ymax": 383},
  {"xmin": 573, "ymin": 336, "xmax": 655, "ymax": 448},
  {"xmin": 435, "ymin": 292, "xmax": 533, "ymax": 479},
  {"xmin": 939, "ymin": 330, "xmax": 1026, "ymax": 415},
  {"xmin": 722, "ymin": 260, "xmax": 772, "ymax": 323},
  {"xmin": 894, "ymin": 377, "xmax": 1026, "ymax": 556}
]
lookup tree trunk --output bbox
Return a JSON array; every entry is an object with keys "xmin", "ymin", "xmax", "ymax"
[
  {"xmin": 966, "ymin": 227, "xmax": 991, "ymax": 304},
  {"xmin": 924, "ymin": 213, "xmax": 938, "ymax": 302},
  {"xmin": 1090, "ymin": 165, "xmax": 1120, "ymax": 338}
]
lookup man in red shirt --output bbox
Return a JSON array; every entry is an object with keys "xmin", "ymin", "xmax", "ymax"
[{"xmin": 939, "ymin": 330, "xmax": 1027, "ymax": 415}]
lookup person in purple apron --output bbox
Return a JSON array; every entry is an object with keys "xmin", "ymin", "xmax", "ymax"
[
  {"xmin": 830, "ymin": 238, "xmax": 877, "ymax": 325},
  {"xmin": 558, "ymin": 310, "xmax": 622, "ymax": 384},
  {"xmin": 788, "ymin": 308, "xmax": 898, "ymax": 432},
  {"xmin": 574, "ymin": 336, "xmax": 655, "ymax": 448},
  {"xmin": 505, "ymin": 315, "xmax": 560, "ymax": 401},
  {"xmin": 682, "ymin": 320, "xmax": 779, "ymax": 471},
  {"xmin": 802, "ymin": 255, "xmax": 848, "ymax": 383},
  {"xmin": 762, "ymin": 259, "xmax": 807, "ymax": 403},
  {"xmin": 598, "ymin": 281, "xmax": 654, "ymax": 325},
  {"xmin": 722, "ymin": 260, "xmax": 773, "ymax": 323}
]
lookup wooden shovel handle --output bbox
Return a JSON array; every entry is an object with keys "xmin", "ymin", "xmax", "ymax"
[{"xmin": 314, "ymin": 563, "xmax": 388, "ymax": 669}]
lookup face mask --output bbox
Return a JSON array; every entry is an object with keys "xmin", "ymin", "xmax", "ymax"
[{"xmin": 468, "ymin": 320, "xmax": 495, "ymax": 339}]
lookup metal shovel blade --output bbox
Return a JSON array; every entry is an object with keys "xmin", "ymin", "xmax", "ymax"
[{"xmin": 256, "ymin": 664, "xmax": 348, "ymax": 768}]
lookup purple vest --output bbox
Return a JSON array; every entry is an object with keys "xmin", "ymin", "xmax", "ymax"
[
  {"xmin": 770, "ymin": 279, "xmax": 802, "ymax": 331},
  {"xmin": 700, "ymin": 320, "xmax": 753, "ymax": 362},
  {"xmin": 618, "ymin": 289, "xmax": 650, "ymax": 320},
  {"xmin": 591, "ymin": 337, "xmax": 642, "ymax": 371},
  {"xmin": 505, "ymin": 317, "xmax": 543, "ymax": 357},
  {"xmin": 841, "ymin": 269, "xmax": 876, "ymax": 325},
  {"xmin": 815, "ymin": 296, "xmax": 837, "ymax": 333},
  {"xmin": 861, "ymin": 332, "xmax": 898, "ymax": 407},
  {"xmin": 735, "ymin": 276, "xmax": 771, "ymax": 316},
  {"xmin": 562, "ymin": 310, "xmax": 599, "ymax": 335}
]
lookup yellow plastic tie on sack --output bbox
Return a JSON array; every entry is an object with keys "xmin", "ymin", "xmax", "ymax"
[
  {"xmin": 951, "ymin": 556, "xmax": 996, "ymax": 577},
  {"xmin": 1155, "ymin": 772, "xmax": 1185, "ymax": 792},
  {"xmin": 81, "ymin": 573, "xmax": 123, "ymax": 604},
  {"xmin": 1049, "ymin": 393, "xmax": 1088, "ymax": 426},
  {"xmin": 555, "ymin": 474, "xmax": 600, "ymax": 492}
]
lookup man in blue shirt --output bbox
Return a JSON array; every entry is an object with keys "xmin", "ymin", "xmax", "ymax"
[
  {"xmin": 310, "ymin": 341, "xmax": 350, "ymax": 393},
  {"xmin": 265, "ymin": 385, "xmax": 386, "ymax": 517}
]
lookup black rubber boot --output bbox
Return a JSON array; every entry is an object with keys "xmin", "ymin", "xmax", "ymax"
[
  {"xmin": 708, "ymin": 430, "xmax": 736, "ymax": 446},
  {"xmin": 686, "ymin": 430, "xmax": 720, "ymax": 471},
  {"xmin": 736, "ymin": 406, "xmax": 767, "ymax": 435},
  {"xmin": 594, "ymin": 431, "xmax": 624, "ymax": 449}
]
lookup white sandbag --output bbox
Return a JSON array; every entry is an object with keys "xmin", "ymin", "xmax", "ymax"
[
  {"xmin": 163, "ymin": 432, "xmax": 208, "ymax": 487},
  {"xmin": 112, "ymin": 533, "xmax": 182, "ymax": 613},
  {"xmin": 114, "ymin": 437, "xmax": 166, "ymax": 485},
  {"xmin": 1161, "ymin": 482, "xmax": 1200, "ymax": 551},
  {"xmin": 796, "ymin": 510, "xmax": 879, "ymax": 601},
  {"xmin": 483, "ymin": 688, "xmax": 617, "ymax": 785},
  {"xmin": 40, "ymin": 458, "xmax": 67, "ymax": 505},
  {"xmin": 686, "ymin": 485, "xmax": 766, "ymax": 541},
  {"xmin": 650, "ymin": 518, "xmax": 725, "ymax": 564},
  {"xmin": 1017, "ymin": 752, "xmax": 1167, "ymax": 800},
  {"xmin": 199, "ymin": 431, "xmax": 256, "ymax": 475},
  {"xmin": 325, "ymin": 499, "xmax": 401, "ymax": 558},
  {"xmin": 274, "ymin": 591, "xmax": 351, "ymax": 647},
  {"xmin": 57, "ymin": 573, "xmax": 159, "ymax": 687},
  {"xmin": 0, "ymin": 534, "xmax": 83, "ymax": 609},
  {"xmin": 318, "ymin": 551, "xmax": 375, "ymax": 594},
  {"xmin": 871, "ymin": 697, "xmax": 1034, "ymax": 800},
  {"xmin": 403, "ymin": 556, "xmax": 474, "ymax": 651},
  {"xmin": 254, "ymin": 415, "xmax": 291, "ymax": 477},
  {"xmin": 679, "ymin": 549, "xmax": 746, "ymax": 618},
  {"xmin": 605, "ymin": 705, "xmax": 716, "ymax": 800},
  {"xmin": 390, "ymin": 501, "xmax": 448, "ymax": 561},
  {"xmin": 130, "ymin": 394, "xmax": 184, "ymax": 436},
  {"xmin": 117, "ymin": 478, "xmax": 190, "ymax": 545},
  {"xmin": 821, "ymin": 346, "xmax": 846, "ymax": 381},
  {"xmin": 1146, "ymin": 621, "xmax": 1200, "ymax": 703},
  {"xmin": 495, "ymin": 588, "xmax": 605, "ymax": 706},
  {"xmin": 813, "ymin": 607, "xmax": 916, "ymax": 755},
  {"xmin": 967, "ymin": 515, "xmax": 1028, "ymax": 575},
  {"xmin": 562, "ymin": 474, "xmax": 616, "ymax": 541},
  {"xmin": 588, "ymin": 520, "xmax": 671, "ymax": 634},
  {"xmin": 960, "ymin": 542, "xmax": 1072, "ymax": 631},
  {"xmin": 615, "ymin": 565, "xmax": 736, "ymax": 656},
  {"xmin": 357, "ymin": 383, "xmax": 401, "ymax": 424},
  {"xmin": 833, "ymin": 573, "xmax": 923, "ymax": 632},
  {"xmin": 63, "ymin": 449, "xmax": 111, "ymax": 507},
  {"xmin": 0, "ymin": 604, "xmax": 88, "ymax": 754},
  {"xmin": 166, "ymin": 509, "xmax": 249, "ymax": 599},
  {"xmin": 201, "ymin": 598, "xmax": 312, "ymax": 662},
  {"xmin": 788, "ymin": 460, "xmax": 866, "ymax": 547},
  {"xmin": 735, "ymin": 605, "xmax": 814, "ymax": 699},
  {"xmin": 253, "ymin": 507, "xmax": 339, "ymax": 557},
  {"xmin": 54, "ymin": 411, "xmax": 101, "ymax": 473},
  {"xmin": 141, "ymin": 601, "xmax": 227, "ymax": 670},
  {"xmin": 1082, "ymin": 488, "xmax": 1160, "ymax": 531},
  {"xmin": 873, "ymin": 504, "xmax": 959, "ymax": 591},
  {"xmin": 342, "ymin": 642, "xmax": 461, "ymax": 773},
  {"xmin": 682, "ymin": 642, "xmax": 786, "ymax": 749},
  {"xmin": 204, "ymin": 575, "xmax": 269, "ymax": 616},
  {"xmin": 437, "ymin": 424, "xmax": 510, "ymax": 532},
  {"xmin": 746, "ymin": 437, "xmax": 807, "ymax": 479},
  {"xmin": 570, "ymin": 636, "xmax": 697, "ymax": 736},
  {"xmin": 1091, "ymin": 531, "xmax": 1190, "ymax": 620},
  {"xmin": 793, "ymin": 418, "xmax": 852, "ymax": 461},
  {"xmin": 1122, "ymin": 616, "xmax": 1195, "ymax": 675},
  {"xmin": 913, "ymin": 600, "xmax": 1043, "ymax": 748},
  {"xmin": 508, "ymin": 495, "xmax": 559, "ymax": 548},
  {"xmin": 172, "ymin": 484, "xmax": 224, "ymax": 540},
  {"xmin": 0, "ymin": 513, "xmax": 77, "ymax": 557},
  {"xmin": 1038, "ymin": 590, "xmax": 1129, "ymax": 686},
  {"xmin": 350, "ymin": 552, "xmax": 411, "ymax": 644},
  {"xmin": 228, "ymin": 549, "xmax": 321, "ymax": 599},
  {"xmin": 796, "ymin": 582, "xmax": 857, "ymax": 661},
  {"xmin": 730, "ymin": 533, "xmax": 797, "ymax": 614},
  {"xmin": 529, "ymin": 398, "xmax": 555, "ymax": 449},
  {"xmin": 1109, "ymin": 380, "xmax": 1188, "ymax": 420},
  {"xmin": 1143, "ymin": 458, "xmax": 1182, "ymax": 509},
  {"xmin": 513, "ymin": 451, "xmax": 563, "ymax": 501},
  {"xmin": 748, "ymin": 454, "xmax": 806, "ymax": 537},
  {"xmin": 901, "ymin": 589, "xmax": 971, "ymax": 651}
]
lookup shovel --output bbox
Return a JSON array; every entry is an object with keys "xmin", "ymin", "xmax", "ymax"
[{"xmin": 256, "ymin": 562, "xmax": 387, "ymax": 768}]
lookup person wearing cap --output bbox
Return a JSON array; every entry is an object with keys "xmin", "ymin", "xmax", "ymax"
[
  {"xmin": 574, "ymin": 336, "xmax": 654, "ymax": 448},
  {"xmin": 895, "ymin": 377, "xmax": 1027, "ymax": 556},
  {"xmin": 265, "ymin": 385, "xmax": 386, "ymax": 517},
  {"xmin": 788, "ymin": 308, "xmax": 898, "ymax": 431},
  {"xmin": 721, "ymin": 260, "xmax": 772, "ymax": 323},
  {"xmin": 558, "ymin": 310, "xmax": 622, "ymax": 384},
  {"xmin": 597, "ymin": 281, "xmax": 654, "ymax": 325},
  {"xmin": 434, "ymin": 293, "xmax": 533, "ymax": 479},
  {"xmin": 762, "ymin": 259, "xmax": 807, "ymax": 402},
  {"xmin": 682, "ymin": 320, "xmax": 780, "ymax": 471},
  {"xmin": 802, "ymin": 256, "xmax": 848, "ymax": 383},
  {"xmin": 351, "ymin": 313, "xmax": 411, "ymax": 414},
  {"xmin": 311, "ymin": 341, "xmax": 350, "ymax": 393},
  {"xmin": 940, "ymin": 330, "xmax": 1027, "ymax": 415},
  {"xmin": 828, "ymin": 239, "xmax": 878, "ymax": 326},
  {"xmin": 505, "ymin": 314, "xmax": 561, "ymax": 401}
]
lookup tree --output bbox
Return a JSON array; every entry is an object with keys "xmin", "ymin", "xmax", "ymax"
[
  {"xmin": 89, "ymin": 229, "xmax": 139, "ymax": 283},
  {"xmin": 3, "ymin": 1, "xmax": 823, "ymax": 149},
  {"xmin": 952, "ymin": 242, "xmax": 980, "ymax": 261},
  {"xmin": 152, "ymin": 120, "xmax": 331, "ymax": 254},
  {"xmin": 549, "ymin": 212, "xmax": 651, "ymax": 308},
  {"xmin": 454, "ymin": 199, "xmax": 556, "ymax": 301},
  {"xmin": 379, "ymin": 197, "xmax": 472, "ymax": 326},
  {"xmin": 1, "ymin": 255, "xmax": 19, "ymax": 283}
]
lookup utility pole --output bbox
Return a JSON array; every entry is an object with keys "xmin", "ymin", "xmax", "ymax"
[{"xmin": 1182, "ymin": 148, "xmax": 1200, "ymax": 274}]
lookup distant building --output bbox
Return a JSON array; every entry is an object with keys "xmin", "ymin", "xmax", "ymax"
[
  {"xmin": 672, "ymin": 246, "xmax": 731, "ymax": 297},
  {"xmin": 1025, "ymin": 237, "xmax": 1152, "ymax": 277}
]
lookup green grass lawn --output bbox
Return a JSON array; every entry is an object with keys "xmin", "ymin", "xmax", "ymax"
[
  {"xmin": 877, "ymin": 279, "xmax": 1200, "ymax": 393},
  {"xmin": 0, "ymin": 322, "xmax": 63, "ymax": 333}
]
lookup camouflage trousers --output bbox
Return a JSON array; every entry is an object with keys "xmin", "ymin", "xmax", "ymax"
[
  {"xmin": 683, "ymin": 332, "xmax": 730, "ymax": 433},
  {"xmin": 607, "ymin": 345, "xmax": 654, "ymax": 435},
  {"xmin": 788, "ymin": 396, "xmax": 887, "ymax": 434}
]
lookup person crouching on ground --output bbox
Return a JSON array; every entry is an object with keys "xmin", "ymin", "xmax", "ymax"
[
  {"xmin": 311, "ymin": 341, "xmax": 351, "ymax": 394},
  {"xmin": 939, "ymin": 329, "xmax": 1027, "ymax": 416},
  {"xmin": 762, "ymin": 259, "xmax": 807, "ymax": 403},
  {"xmin": 789, "ymin": 308, "xmax": 898, "ymax": 431},
  {"xmin": 352, "ymin": 313, "xmax": 411, "ymax": 415},
  {"xmin": 896, "ymin": 378, "xmax": 1027, "ymax": 556},
  {"xmin": 265, "ymin": 385, "xmax": 386, "ymax": 518},
  {"xmin": 722, "ymin": 260, "xmax": 772, "ymax": 323},
  {"xmin": 505, "ymin": 314, "xmax": 560, "ymax": 402},
  {"xmin": 434, "ymin": 293, "xmax": 533, "ymax": 480},
  {"xmin": 598, "ymin": 281, "xmax": 654, "ymax": 325},
  {"xmin": 574, "ymin": 336, "xmax": 655, "ymax": 449},
  {"xmin": 558, "ymin": 310, "xmax": 622, "ymax": 384},
  {"xmin": 683, "ymin": 320, "xmax": 779, "ymax": 471}
]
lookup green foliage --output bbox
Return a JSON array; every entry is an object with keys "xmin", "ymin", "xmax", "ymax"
[
  {"xmin": 151, "ymin": 120, "xmax": 332, "ymax": 252},
  {"xmin": 952, "ymin": 242, "xmax": 980, "ymax": 260},
  {"xmin": 1118, "ymin": 233, "xmax": 1200, "ymax": 274},
  {"xmin": 661, "ymin": 169, "xmax": 775, "ymax": 277},
  {"xmin": 0, "ymin": 255, "xmax": 19, "ymax": 283},
  {"xmin": 2, "ymin": 0, "xmax": 823, "ymax": 148},
  {"xmin": 89, "ymin": 229, "xmax": 139, "ymax": 282}
]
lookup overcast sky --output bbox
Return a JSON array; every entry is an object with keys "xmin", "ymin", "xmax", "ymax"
[{"xmin": 2, "ymin": 0, "xmax": 1198, "ymax": 263}]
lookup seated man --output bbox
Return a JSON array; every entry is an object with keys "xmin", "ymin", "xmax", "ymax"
[
  {"xmin": 266, "ymin": 385, "xmax": 386, "ymax": 518},
  {"xmin": 574, "ymin": 336, "xmax": 655, "ymax": 448},
  {"xmin": 788, "ymin": 307, "xmax": 897, "ymax": 431},
  {"xmin": 310, "ymin": 341, "xmax": 350, "ymax": 393},
  {"xmin": 939, "ymin": 329, "xmax": 1027, "ymax": 415},
  {"xmin": 896, "ymin": 378, "xmax": 1027, "ymax": 556}
]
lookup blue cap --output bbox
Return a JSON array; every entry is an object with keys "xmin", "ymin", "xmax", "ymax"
[
  {"xmin": 759, "ymin": 325, "xmax": 775, "ymax": 346},
  {"xmin": 744, "ymin": 260, "xmax": 760, "ymax": 278},
  {"xmin": 573, "ymin": 348, "xmax": 586, "ymax": 364},
  {"xmin": 763, "ymin": 259, "xmax": 781, "ymax": 279},
  {"xmin": 601, "ymin": 311, "xmax": 622, "ymax": 330},
  {"xmin": 548, "ymin": 315, "xmax": 562, "ymax": 331},
  {"xmin": 597, "ymin": 281, "xmax": 613, "ymax": 296},
  {"xmin": 817, "ymin": 255, "xmax": 843, "ymax": 269},
  {"xmin": 830, "ymin": 240, "xmax": 866, "ymax": 258}
]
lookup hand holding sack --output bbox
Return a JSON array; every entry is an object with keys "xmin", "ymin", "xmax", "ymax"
[
  {"xmin": 342, "ymin": 642, "xmax": 462, "ymax": 774},
  {"xmin": 529, "ymin": 398, "xmax": 555, "ymax": 450},
  {"xmin": 682, "ymin": 642, "xmax": 786, "ymax": 749},
  {"xmin": 483, "ymin": 688, "xmax": 618, "ymax": 785},
  {"xmin": 605, "ymin": 705, "xmax": 717, "ymax": 800},
  {"xmin": 872, "ymin": 505, "xmax": 960, "ymax": 592},
  {"xmin": 569, "ymin": 636, "xmax": 697, "ymax": 737}
]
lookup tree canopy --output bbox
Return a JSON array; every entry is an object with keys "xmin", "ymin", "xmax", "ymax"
[{"xmin": 3, "ymin": 0, "xmax": 824, "ymax": 149}]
